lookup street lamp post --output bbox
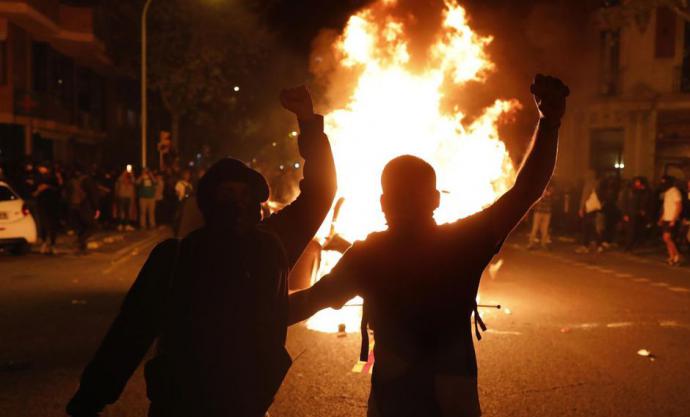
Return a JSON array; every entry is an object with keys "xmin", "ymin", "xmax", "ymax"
[{"xmin": 141, "ymin": 0, "xmax": 153, "ymax": 168}]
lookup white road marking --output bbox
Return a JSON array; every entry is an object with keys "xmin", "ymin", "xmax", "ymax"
[
  {"xmin": 606, "ymin": 322, "xmax": 633, "ymax": 328},
  {"xmin": 485, "ymin": 329, "xmax": 522, "ymax": 335},
  {"xmin": 632, "ymin": 278, "xmax": 650, "ymax": 283},
  {"xmin": 668, "ymin": 287, "xmax": 690, "ymax": 293},
  {"xmin": 651, "ymin": 282, "xmax": 670, "ymax": 287}
]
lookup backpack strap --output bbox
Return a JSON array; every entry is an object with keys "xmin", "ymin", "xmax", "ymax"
[
  {"xmin": 473, "ymin": 303, "xmax": 487, "ymax": 341},
  {"xmin": 359, "ymin": 300, "xmax": 370, "ymax": 362}
]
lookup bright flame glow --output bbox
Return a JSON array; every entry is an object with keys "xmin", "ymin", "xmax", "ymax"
[{"xmin": 307, "ymin": 0, "xmax": 519, "ymax": 332}]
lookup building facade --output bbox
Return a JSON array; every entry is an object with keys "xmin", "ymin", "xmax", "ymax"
[
  {"xmin": 0, "ymin": 0, "xmax": 140, "ymax": 168},
  {"xmin": 558, "ymin": 5, "xmax": 690, "ymax": 183}
]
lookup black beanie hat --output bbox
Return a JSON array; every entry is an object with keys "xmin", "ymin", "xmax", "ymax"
[{"xmin": 196, "ymin": 158, "xmax": 269, "ymax": 217}]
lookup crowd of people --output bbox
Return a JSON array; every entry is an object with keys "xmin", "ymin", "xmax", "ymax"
[
  {"xmin": 2, "ymin": 155, "xmax": 690, "ymax": 265},
  {"xmin": 527, "ymin": 170, "xmax": 690, "ymax": 265},
  {"xmin": 0, "ymin": 160, "xmax": 202, "ymax": 254}
]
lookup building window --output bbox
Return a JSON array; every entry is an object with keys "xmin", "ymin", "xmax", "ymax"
[
  {"xmin": 599, "ymin": 30, "xmax": 620, "ymax": 95},
  {"xmin": 655, "ymin": 7, "xmax": 676, "ymax": 58},
  {"xmin": 590, "ymin": 128, "xmax": 624, "ymax": 175},
  {"xmin": 32, "ymin": 42, "xmax": 49, "ymax": 92},
  {"xmin": 0, "ymin": 41, "xmax": 7, "ymax": 85},
  {"xmin": 53, "ymin": 54, "xmax": 74, "ymax": 107},
  {"xmin": 681, "ymin": 22, "xmax": 690, "ymax": 92}
]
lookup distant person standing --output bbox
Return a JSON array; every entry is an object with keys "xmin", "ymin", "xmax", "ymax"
[
  {"xmin": 658, "ymin": 176, "xmax": 682, "ymax": 266},
  {"xmin": 153, "ymin": 170, "xmax": 165, "ymax": 226},
  {"xmin": 34, "ymin": 163, "xmax": 60, "ymax": 254},
  {"xmin": 684, "ymin": 179, "xmax": 690, "ymax": 249},
  {"xmin": 175, "ymin": 169, "xmax": 193, "ymax": 202},
  {"xmin": 115, "ymin": 168, "xmax": 136, "ymax": 231},
  {"xmin": 19, "ymin": 162, "xmax": 38, "ymax": 226},
  {"xmin": 528, "ymin": 183, "xmax": 553, "ymax": 249},
  {"xmin": 67, "ymin": 168, "xmax": 100, "ymax": 253},
  {"xmin": 577, "ymin": 171, "xmax": 603, "ymax": 253},
  {"xmin": 619, "ymin": 177, "xmax": 651, "ymax": 252},
  {"xmin": 137, "ymin": 168, "xmax": 157, "ymax": 229},
  {"xmin": 173, "ymin": 169, "xmax": 194, "ymax": 235}
]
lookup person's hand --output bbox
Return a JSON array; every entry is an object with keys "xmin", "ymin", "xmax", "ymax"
[
  {"xmin": 94, "ymin": 210, "xmax": 101, "ymax": 220},
  {"xmin": 623, "ymin": 215, "xmax": 629, "ymax": 222},
  {"xmin": 531, "ymin": 74, "xmax": 569, "ymax": 124},
  {"xmin": 280, "ymin": 86, "xmax": 315, "ymax": 120}
]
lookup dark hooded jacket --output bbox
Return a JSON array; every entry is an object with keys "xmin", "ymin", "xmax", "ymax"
[{"xmin": 67, "ymin": 115, "xmax": 336, "ymax": 417}]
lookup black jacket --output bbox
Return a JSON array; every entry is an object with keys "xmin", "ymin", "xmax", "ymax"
[{"xmin": 67, "ymin": 115, "xmax": 336, "ymax": 417}]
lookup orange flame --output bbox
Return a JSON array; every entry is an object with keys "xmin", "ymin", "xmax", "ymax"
[{"xmin": 306, "ymin": 0, "xmax": 520, "ymax": 332}]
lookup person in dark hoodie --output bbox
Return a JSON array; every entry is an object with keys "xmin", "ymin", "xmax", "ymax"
[
  {"xmin": 66, "ymin": 85, "xmax": 336, "ymax": 417},
  {"xmin": 288, "ymin": 74, "xmax": 568, "ymax": 417}
]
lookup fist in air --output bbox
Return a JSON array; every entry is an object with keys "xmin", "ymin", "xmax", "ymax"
[
  {"xmin": 531, "ymin": 74, "xmax": 569, "ymax": 123},
  {"xmin": 280, "ymin": 85, "xmax": 315, "ymax": 120}
]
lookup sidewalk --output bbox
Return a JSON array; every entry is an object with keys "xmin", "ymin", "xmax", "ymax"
[
  {"xmin": 31, "ymin": 226, "xmax": 170, "ymax": 256},
  {"xmin": 518, "ymin": 232, "xmax": 690, "ymax": 271}
]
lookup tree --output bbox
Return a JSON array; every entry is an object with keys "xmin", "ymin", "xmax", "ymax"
[{"xmin": 96, "ymin": 0, "xmax": 271, "ymax": 148}]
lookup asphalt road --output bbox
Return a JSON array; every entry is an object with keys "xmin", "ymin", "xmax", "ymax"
[{"xmin": 1, "ymin": 230, "xmax": 689, "ymax": 417}]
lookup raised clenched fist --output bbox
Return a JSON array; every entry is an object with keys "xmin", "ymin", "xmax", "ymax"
[
  {"xmin": 530, "ymin": 74, "xmax": 569, "ymax": 123},
  {"xmin": 280, "ymin": 85, "xmax": 315, "ymax": 120}
]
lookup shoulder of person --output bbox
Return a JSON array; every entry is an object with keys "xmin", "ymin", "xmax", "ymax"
[
  {"xmin": 150, "ymin": 238, "xmax": 180, "ymax": 259},
  {"xmin": 360, "ymin": 230, "xmax": 388, "ymax": 247}
]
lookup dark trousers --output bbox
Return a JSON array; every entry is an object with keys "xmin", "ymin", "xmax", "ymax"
[
  {"xmin": 624, "ymin": 215, "xmax": 645, "ymax": 251},
  {"xmin": 37, "ymin": 203, "xmax": 58, "ymax": 245},
  {"xmin": 70, "ymin": 206, "xmax": 95, "ymax": 250},
  {"xmin": 582, "ymin": 211, "xmax": 601, "ymax": 247},
  {"xmin": 116, "ymin": 197, "xmax": 131, "ymax": 226}
]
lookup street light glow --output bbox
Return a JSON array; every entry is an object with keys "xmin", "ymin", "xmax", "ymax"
[{"xmin": 234, "ymin": 85, "xmax": 240, "ymax": 92}]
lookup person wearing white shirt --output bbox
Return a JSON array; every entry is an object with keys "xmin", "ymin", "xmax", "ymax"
[{"xmin": 658, "ymin": 176, "xmax": 682, "ymax": 266}]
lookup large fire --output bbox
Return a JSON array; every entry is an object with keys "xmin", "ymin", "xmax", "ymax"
[{"xmin": 305, "ymin": 0, "xmax": 520, "ymax": 332}]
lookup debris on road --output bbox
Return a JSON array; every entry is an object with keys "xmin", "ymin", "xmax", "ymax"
[
  {"xmin": 637, "ymin": 349, "xmax": 656, "ymax": 361},
  {"xmin": 87, "ymin": 241, "xmax": 101, "ymax": 250}
]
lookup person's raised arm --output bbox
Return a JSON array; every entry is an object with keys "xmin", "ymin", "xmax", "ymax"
[
  {"xmin": 482, "ymin": 74, "xmax": 569, "ymax": 244},
  {"xmin": 263, "ymin": 86, "xmax": 337, "ymax": 267}
]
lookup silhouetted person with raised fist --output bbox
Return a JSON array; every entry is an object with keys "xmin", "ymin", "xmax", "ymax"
[
  {"xmin": 289, "ymin": 74, "xmax": 569, "ymax": 417},
  {"xmin": 66, "ymin": 86, "xmax": 336, "ymax": 417}
]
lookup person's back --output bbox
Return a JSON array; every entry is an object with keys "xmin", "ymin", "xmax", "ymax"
[
  {"xmin": 151, "ymin": 225, "xmax": 291, "ymax": 416},
  {"xmin": 116, "ymin": 172, "xmax": 135, "ymax": 199},
  {"xmin": 289, "ymin": 74, "xmax": 569, "ymax": 417},
  {"xmin": 68, "ymin": 174, "xmax": 86, "ymax": 208}
]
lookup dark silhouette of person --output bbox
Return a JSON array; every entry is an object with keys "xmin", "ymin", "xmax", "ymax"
[
  {"xmin": 66, "ymin": 86, "xmax": 336, "ymax": 417},
  {"xmin": 289, "ymin": 74, "xmax": 569, "ymax": 417},
  {"xmin": 619, "ymin": 176, "xmax": 651, "ymax": 251},
  {"xmin": 34, "ymin": 163, "xmax": 61, "ymax": 254},
  {"xmin": 67, "ymin": 167, "xmax": 101, "ymax": 253}
]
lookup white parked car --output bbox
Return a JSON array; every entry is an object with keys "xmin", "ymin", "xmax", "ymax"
[{"xmin": 0, "ymin": 181, "xmax": 37, "ymax": 255}]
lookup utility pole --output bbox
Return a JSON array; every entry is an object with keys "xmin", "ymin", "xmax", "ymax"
[{"xmin": 141, "ymin": 0, "xmax": 153, "ymax": 168}]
